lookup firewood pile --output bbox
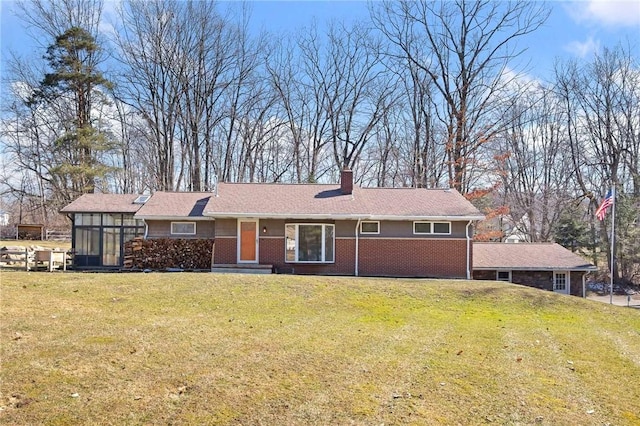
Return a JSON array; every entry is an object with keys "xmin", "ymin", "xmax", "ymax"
[{"xmin": 123, "ymin": 237, "xmax": 213, "ymax": 270}]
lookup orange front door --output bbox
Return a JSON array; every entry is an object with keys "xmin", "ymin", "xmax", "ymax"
[{"xmin": 239, "ymin": 221, "xmax": 257, "ymax": 262}]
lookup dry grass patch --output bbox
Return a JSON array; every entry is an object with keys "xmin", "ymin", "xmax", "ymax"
[
  {"xmin": 0, "ymin": 239, "xmax": 71, "ymax": 250},
  {"xmin": 1, "ymin": 272, "xmax": 639, "ymax": 425}
]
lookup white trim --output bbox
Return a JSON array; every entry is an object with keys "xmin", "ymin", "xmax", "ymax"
[
  {"xmin": 496, "ymin": 270, "xmax": 512, "ymax": 282},
  {"xmin": 170, "ymin": 221, "xmax": 196, "ymax": 235},
  {"xmin": 284, "ymin": 223, "xmax": 335, "ymax": 264},
  {"xmin": 473, "ymin": 267, "xmax": 597, "ymax": 271},
  {"xmin": 360, "ymin": 221, "xmax": 380, "ymax": 235},
  {"xmin": 413, "ymin": 221, "xmax": 451, "ymax": 235},
  {"xmin": 237, "ymin": 219, "xmax": 259, "ymax": 263},
  {"xmin": 553, "ymin": 270, "xmax": 570, "ymax": 294},
  {"xmin": 135, "ymin": 215, "xmax": 214, "ymax": 221},
  {"xmin": 358, "ymin": 237, "xmax": 467, "ymax": 241},
  {"xmin": 466, "ymin": 220, "xmax": 472, "ymax": 279},
  {"xmin": 203, "ymin": 212, "xmax": 485, "ymax": 221},
  {"xmin": 355, "ymin": 219, "xmax": 361, "ymax": 276},
  {"xmin": 414, "ymin": 221, "xmax": 432, "ymax": 234}
]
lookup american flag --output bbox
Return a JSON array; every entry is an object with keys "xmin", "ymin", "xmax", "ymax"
[{"xmin": 595, "ymin": 189, "xmax": 613, "ymax": 221}]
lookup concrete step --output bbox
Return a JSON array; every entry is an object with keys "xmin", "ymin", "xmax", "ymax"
[{"xmin": 211, "ymin": 264, "xmax": 273, "ymax": 274}]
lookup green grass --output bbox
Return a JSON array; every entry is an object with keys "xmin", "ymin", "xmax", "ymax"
[{"xmin": 1, "ymin": 272, "xmax": 639, "ymax": 425}]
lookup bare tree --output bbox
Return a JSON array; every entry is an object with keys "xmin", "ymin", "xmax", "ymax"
[
  {"xmin": 372, "ymin": 0, "xmax": 549, "ymax": 193},
  {"xmin": 267, "ymin": 25, "xmax": 335, "ymax": 183},
  {"xmin": 554, "ymin": 45, "xmax": 640, "ymax": 282},
  {"xmin": 494, "ymin": 82, "xmax": 570, "ymax": 242}
]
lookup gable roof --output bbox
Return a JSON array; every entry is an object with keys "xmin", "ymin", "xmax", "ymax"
[
  {"xmin": 59, "ymin": 184, "xmax": 484, "ymax": 221},
  {"xmin": 134, "ymin": 192, "xmax": 213, "ymax": 220},
  {"xmin": 202, "ymin": 183, "xmax": 484, "ymax": 220},
  {"xmin": 60, "ymin": 194, "xmax": 144, "ymax": 214},
  {"xmin": 473, "ymin": 242, "xmax": 597, "ymax": 271}
]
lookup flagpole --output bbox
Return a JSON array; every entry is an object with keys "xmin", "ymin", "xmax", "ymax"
[{"xmin": 609, "ymin": 186, "xmax": 616, "ymax": 305}]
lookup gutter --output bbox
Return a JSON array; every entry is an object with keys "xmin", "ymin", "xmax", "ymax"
[
  {"xmin": 473, "ymin": 267, "xmax": 598, "ymax": 271},
  {"xmin": 354, "ymin": 218, "xmax": 362, "ymax": 277},
  {"xmin": 134, "ymin": 216, "xmax": 215, "ymax": 221},
  {"xmin": 204, "ymin": 212, "xmax": 371, "ymax": 220},
  {"xmin": 203, "ymin": 212, "xmax": 485, "ymax": 221},
  {"xmin": 466, "ymin": 220, "xmax": 472, "ymax": 280}
]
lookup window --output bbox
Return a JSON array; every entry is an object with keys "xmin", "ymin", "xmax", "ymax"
[
  {"xmin": 433, "ymin": 222, "xmax": 451, "ymax": 234},
  {"xmin": 102, "ymin": 214, "xmax": 120, "ymax": 226},
  {"xmin": 496, "ymin": 271, "xmax": 511, "ymax": 282},
  {"xmin": 360, "ymin": 221, "xmax": 379, "ymax": 234},
  {"xmin": 413, "ymin": 221, "xmax": 451, "ymax": 235},
  {"xmin": 285, "ymin": 224, "xmax": 335, "ymax": 263},
  {"xmin": 414, "ymin": 222, "xmax": 431, "ymax": 234},
  {"xmin": 554, "ymin": 272, "xmax": 567, "ymax": 292},
  {"xmin": 75, "ymin": 213, "xmax": 101, "ymax": 226},
  {"xmin": 171, "ymin": 221, "xmax": 196, "ymax": 235},
  {"xmin": 76, "ymin": 228, "xmax": 100, "ymax": 255},
  {"xmin": 122, "ymin": 214, "xmax": 143, "ymax": 226}
]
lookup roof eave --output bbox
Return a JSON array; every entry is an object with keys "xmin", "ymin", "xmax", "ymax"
[
  {"xmin": 473, "ymin": 266, "xmax": 598, "ymax": 271},
  {"xmin": 203, "ymin": 212, "xmax": 368, "ymax": 220},
  {"xmin": 368, "ymin": 214, "xmax": 485, "ymax": 221},
  {"xmin": 203, "ymin": 212, "xmax": 485, "ymax": 221},
  {"xmin": 134, "ymin": 215, "xmax": 213, "ymax": 221}
]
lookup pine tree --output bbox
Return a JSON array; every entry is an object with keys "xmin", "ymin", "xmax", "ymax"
[
  {"xmin": 33, "ymin": 26, "xmax": 114, "ymax": 199},
  {"xmin": 553, "ymin": 209, "xmax": 591, "ymax": 253}
]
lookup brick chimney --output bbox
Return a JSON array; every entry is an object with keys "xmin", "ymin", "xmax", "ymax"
[{"xmin": 340, "ymin": 169, "xmax": 353, "ymax": 195}]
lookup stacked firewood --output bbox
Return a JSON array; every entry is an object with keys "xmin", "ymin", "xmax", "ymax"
[{"xmin": 123, "ymin": 237, "xmax": 213, "ymax": 270}]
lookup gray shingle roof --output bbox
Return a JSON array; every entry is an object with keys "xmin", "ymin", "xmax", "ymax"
[
  {"xmin": 473, "ymin": 242, "xmax": 597, "ymax": 270},
  {"xmin": 135, "ymin": 192, "xmax": 213, "ymax": 219},
  {"xmin": 60, "ymin": 184, "xmax": 484, "ymax": 221},
  {"xmin": 60, "ymin": 194, "xmax": 143, "ymax": 213},
  {"xmin": 201, "ymin": 183, "xmax": 484, "ymax": 219}
]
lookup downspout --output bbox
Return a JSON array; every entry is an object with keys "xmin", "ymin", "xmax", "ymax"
[
  {"xmin": 144, "ymin": 220, "xmax": 148, "ymax": 239},
  {"xmin": 355, "ymin": 218, "xmax": 361, "ymax": 277},
  {"xmin": 466, "ymin": 220, "xmax": 472, "ymax": 280},
  {"xmin": 582, "ymin": 272, "xmax": 586, "ymax": 298}
]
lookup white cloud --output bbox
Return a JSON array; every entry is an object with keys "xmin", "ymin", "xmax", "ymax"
[
  {"xmin": 568, "ymin": 0, "xmax": 640, "ymax": 27},
  {"xmin": 564, "ymin": 36, "xmax": 601, "ymax": 58}
]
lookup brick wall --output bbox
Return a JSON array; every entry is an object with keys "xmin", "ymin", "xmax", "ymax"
[
  {"xmin": 512, "ymin": 270, "xmax": 553, "ymax": 291},
  {"xmin": 473, "ymin": 269, "xmax": 586, "ymax": 296},
  {"xmin": 359, "ymin": 238, "xmax": 468, "ymax": 278},
  {"xmin": 570, "ymin": 273, "xmax": 585, "ymax": 296},
  {"xmin": 213, "ymin": 237, "xmax": 236, "ymax": 264},
  {"xmin": 214, "ymin": 233, "xmax": 469, "ymax": 278},
  {"xmin": 259, "ymin": 237, "xmax": 356, "ymax": 275}
]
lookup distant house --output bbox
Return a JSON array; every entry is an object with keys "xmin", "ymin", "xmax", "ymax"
[
  {"xmin": 473, "ymin": 242, "xmax": 597, "ymax": 296},
  {"xmin": 61, "ymin": 170, "xmax": 485, "ymax": 277}
]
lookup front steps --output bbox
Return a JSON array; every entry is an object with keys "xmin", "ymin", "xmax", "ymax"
[{"xmin": 211, "ymin": 264, "xmax": 273, "ymax": 274}]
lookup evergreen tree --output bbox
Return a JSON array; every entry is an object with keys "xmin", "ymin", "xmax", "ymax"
[
  {"xmin": 553, "ymin": 208, "xmax": 591, "ymax": 253},
  {"xmin": 33, "ymin": 26, "xmax": 114, "ymax": 199}
]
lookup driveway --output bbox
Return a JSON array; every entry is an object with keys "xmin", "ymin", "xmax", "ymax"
[{"xmin": 587, "ymin": 293, "xmax": 640, "ymax": 309}]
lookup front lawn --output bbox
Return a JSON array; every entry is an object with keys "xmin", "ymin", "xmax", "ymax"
[{"xmin": 1, "ymin": 272, "xmax": 639, "ymax": 424}]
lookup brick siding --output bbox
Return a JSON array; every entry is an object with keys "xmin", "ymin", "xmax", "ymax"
[
  {"xmin": 359, "ymin": 238, "xmax": 468, "ymax": 278},
  {"xmin": 259, "ymin": 237, "xmax": 356, "ymax": 275},
  {"xmin": 473, "ymin": 269, "xmax": 585, "ymax": 296},
  {"xmin": 214, "ymin": 237, "xmax": 237, "ymax": 264},
  {"xmin": 214, "ymin": 234, "xmax": 469, "ymax": 278}
]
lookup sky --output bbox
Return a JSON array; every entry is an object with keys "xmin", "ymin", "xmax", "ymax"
[{"xmin": 0, "ymin": 0, "xmax": 639, "ymax": 82}]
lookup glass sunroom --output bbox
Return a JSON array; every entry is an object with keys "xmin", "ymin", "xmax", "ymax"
[{"xmin": 72, "ymin": 213, "xmax": 145, "ymax": 268}]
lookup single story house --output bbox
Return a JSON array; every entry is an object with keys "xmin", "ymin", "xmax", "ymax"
[
  {"xmin": 472, "ymin": 242, "xmax": 597, "ymax": 296},
  {"xmin": 61, "ymin": 170, "xmax": 485, "ymax": 278}
]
